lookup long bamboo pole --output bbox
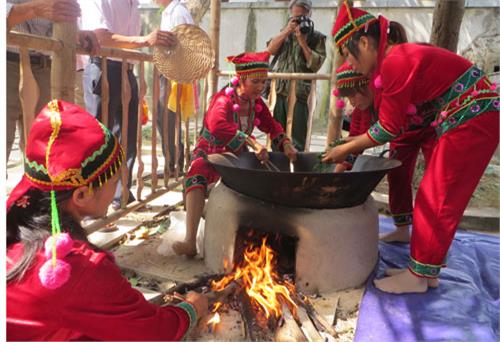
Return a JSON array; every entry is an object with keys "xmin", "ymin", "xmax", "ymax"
[
  {"xmin": 7, "ymin": 32, "xmax": 152, "ymax": 62},
  {"xmin": 286, "ymin": 80, "xmax": 297, "ymax": 138},
  {"xmin": 207, "ymin": 0, "xmax": 221, "ymax": 100},
  {"xmin": 136, "ymin": 61, "xmax": 147, "ymax": 201},
  {"xmin": 305, "ymin": 80, "xmax": 317, "ymax": 151},
  {"xmin": 120, "ymin": 59, "xmax": 132, "ymax": 208},
  {"xmin": 151, "ymin": 68, "xmax": 160, "ymax": 192}
]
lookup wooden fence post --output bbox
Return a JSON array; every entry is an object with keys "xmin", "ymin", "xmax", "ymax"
[{"xmin": 51, "ymin": 22, "xmax": 77, "ymax": 101}]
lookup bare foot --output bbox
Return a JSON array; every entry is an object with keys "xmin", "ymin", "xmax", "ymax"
[
  {"xmin": 172, "ymin": 241, "xmax": 197, "ymax": 258},
  {"xmin": 379, "ymin": 226, "xmax": 410, "ymax": 243},
  {"xmin": 374, "ymin": 269, "xmax": 429, "ymax": 294},
  {"xmin": 385, "ymin": 268, "xmax": 439, "ymax": 288}
]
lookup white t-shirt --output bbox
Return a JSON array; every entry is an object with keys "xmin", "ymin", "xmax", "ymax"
[
  {"xmin": 79, "ymin": 0, "xmax": 141, "ymax": 64},
  {"xmin": 160, "ymin": 0, "xmax": 194, "ymax": 31},
  {"xmin": 80, "ymin": 0, "xmax": 141, "ymax": 37}
]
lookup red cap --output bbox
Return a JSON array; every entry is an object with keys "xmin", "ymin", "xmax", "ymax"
[
  {"xmin": 226, "ymin": 51, "xmax": 270, "ymax": 79},
  {"xmin": 332, "ymin": 1, "xmax": 376, "ymax": 47},
  {"xmin": 7, "ymin": 100, "xmax": 123, "ymax": 211},
  {"xmin": 336, "ymin": 62, "xmax": 369, "ymax": 89}
]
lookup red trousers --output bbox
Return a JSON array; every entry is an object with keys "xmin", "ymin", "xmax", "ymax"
[
  {"xmin": 409, "ymin": 110, "xmax": 499, "ymax": 278},
  {"xmin": 184, "ymin": 155, "xmax": 220, "ymax": 195},
  {"xmin": 388, "ymin": 126, "xmax": 437, "ymax": 226}
]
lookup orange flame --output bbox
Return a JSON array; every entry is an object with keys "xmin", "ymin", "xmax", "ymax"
[
  {"xmin": 211, "ymin": 237, "xmax": 298, "ymax": 319},
  {"xmin": 207, "ymin": 312, "xmax": 221, "ymax": 330}
]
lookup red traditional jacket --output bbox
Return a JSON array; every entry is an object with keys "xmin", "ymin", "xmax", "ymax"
[
  {"xmin": 367, "ymin": 43, "xmax": 498, "ymax": 144},
  {"xmin": 194, "ymin": 89, "xmax": 289, "ymax": 158},
  {"xmin": 7, "ymin": 241, "xmax": 191, "ymax": 341},
  {"xmin": 348, "ymin": 107, "xmax": 375, "ymax": 137}
]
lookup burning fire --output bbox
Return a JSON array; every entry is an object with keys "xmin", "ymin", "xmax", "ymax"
[
  {"xmin": 211, "ymin": 237, "xmax": 298, "ymax": 319},
  {"xmin": 207, "ymin": 312, "xmax": 221, "ymax": 330}
]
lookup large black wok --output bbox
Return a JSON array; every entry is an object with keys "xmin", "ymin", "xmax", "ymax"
[{"xmin": 207, "ymin": 152, "xmax": 401, "ymax": 209}]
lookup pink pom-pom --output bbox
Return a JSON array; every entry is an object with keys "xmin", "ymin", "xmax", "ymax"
[
  {"xmin": 231, "ymin": 76, "xmax": 240, "ymax": 86},
  {"xmin": 44, "ymin": 233, "xmax": 74, "ymax": 260},
  {"xmin": 490, "ymin": 83, "xmax": 497, "ymax": 91},
  {"xmin": 374, "ymin": 75, "xmax": 383, "ymax": 89},
  {"xmin": 472, "ymin": 90, "xmax": 479, "ymax": 97},
  {"xmin": 225, "ymin": 87, "xmax": 234, "ymax": 96},
  {"xmin": 333, "ymin": 88, "xmax": 340, "ymax": 97},
  {"xmin": 255, "ymin": 103, "xmax": 263, "ymax": 113},
  {"xmin": 232, "ymin": 103, "xmax": 240, "ymax": 112},
  {"xmin": 431, "ymin": 121, "xmax": 438, "ymax": 127},
  {"xmin": 254, "ymin": 118, "xmax": 261, "ymax": 126},
  {"xmin": 440, "ymin": 111, "xmax": 448, "ymax": 119},
  {"xmin": 336, "ymin": 99, "xmax": 345, "ymax": 109},
  {"xmin": 39, "ymin": 259, "xmax": 71, "ymax": 289},
  {"xmin": 406, "ymin": 104, "xmax": 417, "ymax": 115}
]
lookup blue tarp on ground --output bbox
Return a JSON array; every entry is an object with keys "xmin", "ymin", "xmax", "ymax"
[{"xmin": 354, "ymin": 216, "xmax": 500, "ymax": 342}]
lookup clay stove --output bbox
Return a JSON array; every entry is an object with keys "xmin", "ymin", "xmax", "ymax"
[{"xmin": 203, "ymin": 152, "xmax": 400, "ymax": 294}]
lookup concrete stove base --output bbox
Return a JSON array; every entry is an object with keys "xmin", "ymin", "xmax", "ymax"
[{"xmin": 204, "ymin": 183, "xmax": 379, "ymax": 294}]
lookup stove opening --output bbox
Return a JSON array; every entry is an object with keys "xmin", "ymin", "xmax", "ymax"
[{"xmin": 234, "ymin": 227, "xmax": 298, "ymax": 280}]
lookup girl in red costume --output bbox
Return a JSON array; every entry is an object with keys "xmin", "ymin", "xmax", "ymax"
[
  {"xmin": 326, "ymin": 2, "xmax": 499, "ymax": 293},
  {"xmin": 173, "ymin": 52, "xmax": 297, "ymax": 257},
  {"xmin": 7, "ymin": 100, "xmax": 207, "ymax": 340},
  {"xmin": 334, "ymin": 62, "xmax": 437, "ymax": 243}
]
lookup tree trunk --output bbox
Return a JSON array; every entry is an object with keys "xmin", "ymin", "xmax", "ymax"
[
  {"xmin": 430, "ymin": 0, "xmax": 465, "ymax": 52},
  {"xmin": 326, "ymin": 0, "xmax": 352, "ymax": 145},
  {"xmin": 184, "ymin": 0, "xmax": 211, "ymax": 26}
]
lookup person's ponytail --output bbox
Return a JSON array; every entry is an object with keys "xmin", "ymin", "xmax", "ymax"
[
  {"xmin": 345, "ymin": 20, "xmax": 408, "ymax": 59},
  {"xmin": 388, "ymin": 21, "xmax": 407, "ymax": 45}
]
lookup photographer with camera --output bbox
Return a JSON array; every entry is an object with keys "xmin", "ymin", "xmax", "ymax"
[{"xmin": 267, "ymin": 0, "xmax": 326, "ymax": 151}]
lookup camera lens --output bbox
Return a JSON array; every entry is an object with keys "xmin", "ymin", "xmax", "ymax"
[{"xmin": 299, "ymin": 22, "xmax": 312, "ymax": 34}]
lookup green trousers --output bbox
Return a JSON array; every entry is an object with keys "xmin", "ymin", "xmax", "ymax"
[{"xmin": 272, "ymin": 94, "xmax": 309, "ymax": 151}]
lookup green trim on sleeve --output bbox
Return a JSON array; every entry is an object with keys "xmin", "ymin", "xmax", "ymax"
[
  {"xmin": 367, "ymin": 121, "xmax": 397, "ymax": 144},
  {"xmin": 227, "ymin": 130, "xmax": 248, "ymax": 152}
]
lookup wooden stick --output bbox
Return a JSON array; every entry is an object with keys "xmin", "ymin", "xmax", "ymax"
[
  {"xmin": 206, "ymin": 279, "xmax": 241, "ymax": 306},
  {"xmin": 286, "ymin": 80, "xmax": 297, "ymax": 138},
  {"xmin": 296, "ymin": 306, "xmax": 324, "ymax": 342},
  {"xmin": 174, "ymin": 85, "xmax": 182, "ymax": 180},
  {"xmin": 266, "ymin": 160, "xmax": 280, "ymax": 172},
  {"xmin": 120, "ymin": 58, "xmax": 131, "ymax": 208},
  {"xmin": 151, "ymin": 68, "xmax": 160, "ymax": 192},
  {"xmin": 163, "ymin": 273, "xmax": 222, "ymax": 297},
  {"xmin": 304, "ymin": 80, "xmax": 317, "ymax": 152},
  {"xmin": 161, "ymin": 78, "xmax": 171, "ymax": 187},
  {"xmin": 296, "ymin": 293, "xmax": 339, "ymax": 339},
  {"xmin": 19, "ymin": 47, "xmax": 39, "ymax": 145},
  {"xmin": 136, "ymin": 61, "xmax": 146, "ymax": 201},
  {"xmin": 275, "ymin": 302, "xmax": 307, "ymax": 342},
  {"xmin": 101, "ymin": 57, "xmax": 110, "ymax": 127},
  {"xmin": 239, "ymin": 292, "xmax": 273, "ymax": 342}
]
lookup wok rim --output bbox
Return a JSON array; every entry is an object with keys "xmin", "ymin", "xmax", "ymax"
[{"xmin": 207, "ymin": 152, "xmax": 401, "ymax": 176}]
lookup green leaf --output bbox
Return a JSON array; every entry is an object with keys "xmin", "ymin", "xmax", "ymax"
[{"xmin": 129, "ymin": 277, "xmax": 139, "ymax": 287}]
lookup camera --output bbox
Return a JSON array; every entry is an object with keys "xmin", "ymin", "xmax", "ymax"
[{"xmin": 291, "ymin": 15, "xmax": 314, "ymax": 35}]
